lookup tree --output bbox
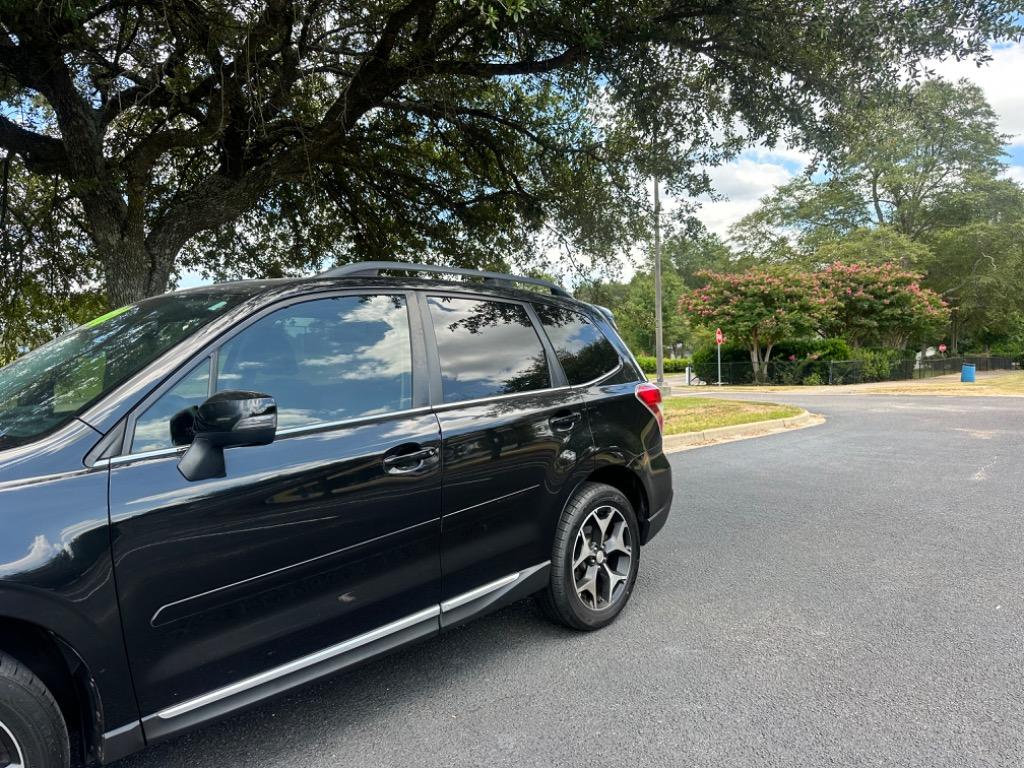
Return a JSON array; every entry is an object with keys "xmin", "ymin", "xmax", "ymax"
[
  {"xmin": 0, "ymin": 158, "xmax": 104, "ymax": 363},
  {"xmin": 679, "ymin": 268, "xmax": 833, "ymax": 380},
  {"xmin": 615, "ymin": 269, "xmax": 690, "ymax": 355},
  {"xmin": 926, "ymin": 220, "xmax": 1024, "ymax": 351},
  {"xmin": 731, "ymin": 78, "xmax": 1024, "ymax": 351},
  {"xmin": 817, "ymin": 262, "xmax": 948, "ymax": 348},
  {"xmin": 815, "ymin": 227, "xmax": 933, "ymax": 269},
  {"xmin": 738, "ymin": 79, "xmax": 1008, "ymax": 247},
  {"xmin": 662, "ymin": 227, "xmax": 744, "ymax": 287},
  {"xmin": 0, "ymin": 2, "xmax": 1017, "ymax": 312}
]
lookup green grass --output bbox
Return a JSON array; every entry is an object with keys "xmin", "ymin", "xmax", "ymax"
[
  {"xmin": 662, "ymin": 397, "xmax": 803, "ymax": 435},
  {"xmin": 858, "ymin": 370, "xmax": 1024, "ymax": 396}
]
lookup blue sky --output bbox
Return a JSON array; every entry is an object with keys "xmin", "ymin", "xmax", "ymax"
[{"xmin": 694, "ymin": 40, "xmax": 1024, "ymax": 238}]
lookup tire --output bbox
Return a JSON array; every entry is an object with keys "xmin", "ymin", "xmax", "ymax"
[
  {"xmin": 540, "ymin": 482, "xmax": 641, "ymax": 631},
  {"xmin": 0, "ymin": 651, "xmax": 70, "ymax": 768}
]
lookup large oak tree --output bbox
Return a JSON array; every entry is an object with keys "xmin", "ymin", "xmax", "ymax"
[{"xmin": 0, "ymin": 0, "xmax": 1019, "ymax": 312}]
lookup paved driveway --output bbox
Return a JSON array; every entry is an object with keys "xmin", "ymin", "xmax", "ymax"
[{"xmin": 117, "ymin": 394, "xmax": 1024, "ymax": 768}]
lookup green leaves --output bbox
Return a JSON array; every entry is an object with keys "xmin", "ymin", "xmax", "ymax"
[
  {"xmin": 678, "ymin": 261, "xmax": 948, "ymax": 376},
  {"xmin": 817, "ymin": 262, "xmax": 948, "ymax": 348},
  {"xmin": 0, "ymin": 0, "xmax": 1020, "ymax": 337}
]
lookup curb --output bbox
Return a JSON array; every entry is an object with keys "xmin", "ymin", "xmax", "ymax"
[{"xmin": 662, "ymin": 410, "xmax": 818, "ymax": 452}]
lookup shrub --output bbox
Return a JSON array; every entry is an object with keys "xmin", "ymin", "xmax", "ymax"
[
  {"xmin": 690, "ymin": 343, "xmax": 750, "ymax": 383},
  {"xmin": 802, "ymin": 371, "xmax": 825, "ymax": 386},
  {"xmin": 849, "ymin": 347, "xmax": 913, "ymax": 382},
  {"xmin": 690, "ymin": 337, "xmax": 853, "ymax": 384},
  {"xmin": 636, "ymin": 355, "xmax": 691, "ymax": 374}
]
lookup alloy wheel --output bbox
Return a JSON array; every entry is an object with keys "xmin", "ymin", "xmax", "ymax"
[
  {"xmin": 572, "ymin": 505, "xmax": 633, "ymax": 611},
  {"xmin": 0, "ymin": 721, "xmax": 24, "ymax": 768}
]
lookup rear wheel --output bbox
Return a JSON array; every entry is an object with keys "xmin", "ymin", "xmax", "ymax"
[
  {"xmin": 0, "ymin": 651, "xmax": 70, "ymax": 768},
  {"xmin": 541, "ymin": 482, "xmax": 640, "ymax": 630}
]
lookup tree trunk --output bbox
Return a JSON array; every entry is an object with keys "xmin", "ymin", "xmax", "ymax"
[
  {"xmin": 103, "ymin": 238, "xmax": 170, "ymax": 309},
  {"xmin": 763, "ymin": 343, "xmax": 775, "ymax": 381}
]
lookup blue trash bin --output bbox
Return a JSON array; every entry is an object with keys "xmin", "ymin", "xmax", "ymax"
[{"xmin": 961, "ymin": 363, "xmax": 976, "ymax": 383}]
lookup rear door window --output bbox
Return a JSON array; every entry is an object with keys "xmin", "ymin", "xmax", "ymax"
[
  {"xmin": 535, "ymin": 304, "xmax": 620, "ymax": 385},
  {"xmin": 427, "ymin": 296, "xmax": 550, "ymax": 404}
]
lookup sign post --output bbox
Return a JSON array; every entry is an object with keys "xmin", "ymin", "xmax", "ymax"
[
  {"xmin": 652, "ymin": 174, "xmax": 669, "ymax": 394},
  {"xmin": 715, "ymin": 328, "xmax": 724, "ymax": 386}
]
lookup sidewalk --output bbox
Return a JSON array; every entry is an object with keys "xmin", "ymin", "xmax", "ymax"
[{"xmin": 661, "ymin": 369, "xmax": 1024, "ymax": 397}]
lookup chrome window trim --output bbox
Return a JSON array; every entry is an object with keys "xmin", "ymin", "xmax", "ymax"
[
  {"xmin": 103, "ymin": 406, "xmax": 434, "ymax": 467},
  {"xmin": 275, "ymin": 406, "xmax": 433, "ymax": 437},
  {"xmin": 149, "ymin": 564, "xmax": 549, "ymax": 723},
  {"xmin": 572, "ymin": 361, "xmax": 624, "ymax": 390},
  {"xmin": 105, "ymin": 446, "xmax": 185, "ymax": 467},
  {"xmin": 431, "ymin": 385, "xmax": 571, "ymax": 412},
  {"xmin": 104, "ymin": 368, "xmax": 605, "ymax": 469}
]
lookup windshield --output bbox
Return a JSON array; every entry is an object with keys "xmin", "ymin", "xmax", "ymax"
[{"xmin": 0, "ymin": 287, "xmax": 264, "ymax": 449}]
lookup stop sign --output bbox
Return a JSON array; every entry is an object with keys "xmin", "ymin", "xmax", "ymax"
[{"xmin": 716, "ymin": 328, "xmax": 724, "ymax": 345}]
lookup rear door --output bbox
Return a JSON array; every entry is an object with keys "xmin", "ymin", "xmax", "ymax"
[
  {"xmin": 108, "ymin": 291, "xmax": 442, "ymax": 738},
  {"xmin": 421, "ymin": 293, "xmax": 593, "ymax": 615}
]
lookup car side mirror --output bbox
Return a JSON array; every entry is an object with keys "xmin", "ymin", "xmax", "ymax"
[{"xmin": 177, "ymin": 391, "xmax": 277, "ymax": 482}]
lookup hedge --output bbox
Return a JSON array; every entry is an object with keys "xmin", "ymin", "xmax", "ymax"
[
  {"xmin": 635, "ymin": 355, "xmax": 691, "ymax": 374},
  {"xmin": 691, "ymin": 338, "xmax": 855, "ymax": 384}
]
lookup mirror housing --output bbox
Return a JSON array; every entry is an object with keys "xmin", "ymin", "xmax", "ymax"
[{"xmin": 177, "ymin": 391, "xmax": 277, "ymax": 481}]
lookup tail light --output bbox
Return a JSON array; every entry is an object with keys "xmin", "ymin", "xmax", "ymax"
[{"xmin": 635, "ymin": 383, "xmax": 664, "ymax": 431}]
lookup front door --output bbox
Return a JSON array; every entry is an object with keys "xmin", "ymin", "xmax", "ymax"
[{"xmin": 108, "ymin": 292, "xmax": 442, "ymax": 738}]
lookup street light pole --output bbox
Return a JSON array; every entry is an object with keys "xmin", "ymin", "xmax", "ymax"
[{"xmin": 653, "ymin": 174, "xmax": 668, "ymax": 394}]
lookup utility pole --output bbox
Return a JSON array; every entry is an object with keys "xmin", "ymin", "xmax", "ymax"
[{"xmin": 653, "ymin": 174, "xmax": 670, "ymax": 394}]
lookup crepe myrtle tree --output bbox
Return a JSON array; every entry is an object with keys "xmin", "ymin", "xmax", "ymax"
[
  {"xmin": 0, "ymin": 1, "xmax": 1019, "ymax": 309},
  {"xmin": 817, "ymin": 261, "xmax": 949, "ymax": 348},
  {"xmin": 679, "ymin": 268, "xmax": 835, "ymax": 380}
]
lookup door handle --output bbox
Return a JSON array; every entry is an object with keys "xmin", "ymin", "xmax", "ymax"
[
  {"xmin": 382, "ymin": 446, "xmax": 438, "ymax": 475},
  {"xmin": 549, "ymin": 411, "xmax": 582, "ymax": 432}
]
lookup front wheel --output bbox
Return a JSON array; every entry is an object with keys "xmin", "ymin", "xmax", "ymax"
[
  {"xmin": 0, "ymin": 651, "xmax": 70, "ymax": 768},
  {"xmin": 540, "ymin": 482, "xmax": 641, "ymax": 631}
]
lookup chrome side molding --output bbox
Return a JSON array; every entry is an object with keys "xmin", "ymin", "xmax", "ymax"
[
  {"xmin": 441, "ymin": 571, "xmax": 522, "ymax": 612},
  {"xmin": 151, "ymin": 563, "xmax": 549, "ymax": 723},
  {"xmin": 156, "ymin": 606, "xmax": 441, "ymax": 720}
]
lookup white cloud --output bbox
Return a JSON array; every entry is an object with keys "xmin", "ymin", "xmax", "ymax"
[
  {"xmin": 1006, "ymin": 166, "xmax": 1024, "ymax": 186},
  {"xmin": 930, "ymin": 42, "xmax": 1024, "ymax": 145},
  {"xmin": 696, "ymin": 156, "xmax": 799, "ymax": 237}
]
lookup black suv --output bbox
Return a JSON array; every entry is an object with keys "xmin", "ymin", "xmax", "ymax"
[{"xmin": 0, "ymin": 263, "xmax": 672, "ymax": 768}]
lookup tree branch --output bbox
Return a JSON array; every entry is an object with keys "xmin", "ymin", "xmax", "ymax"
[{"xmin": 0, "ymin": 117, "xmax": 68, "ymax": 174}]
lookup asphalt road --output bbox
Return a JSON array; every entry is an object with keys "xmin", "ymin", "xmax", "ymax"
[{"xmin": 116, "ymin": 393, "xmax": 1024, "ymax": 768}]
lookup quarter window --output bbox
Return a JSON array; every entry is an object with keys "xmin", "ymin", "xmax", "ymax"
[
  {"xmin": 427, "ymin": 296, "xmax": 550, "ymax": 404},
  {"xmin": 535, "ymin": 305, "xmax": 620, "ymax": 385}
]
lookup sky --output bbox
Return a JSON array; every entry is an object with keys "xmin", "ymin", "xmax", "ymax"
[{"xmin": 695, "ymin": 41, "xmax": 1024, "ymax": 239}]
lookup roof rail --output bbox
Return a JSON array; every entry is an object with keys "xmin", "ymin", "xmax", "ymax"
[{"xmin": 318, "ymin": 261, "xmax": 570, "ymax": 297}]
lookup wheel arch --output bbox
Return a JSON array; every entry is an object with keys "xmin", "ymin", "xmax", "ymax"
[
  {"xmin": 582, "ymin": 464, "xmax": 650, "ymax": 527},
  {"xmin": 0, "ymin": 585, "xmax": 145, "ymax": 765},
  {"xmin": 0, "ymin": 615, "xmax": 102, "ymax": 765}
]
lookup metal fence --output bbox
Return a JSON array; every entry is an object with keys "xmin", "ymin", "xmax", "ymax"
[{"xmin": 702, "ymin": 355, "xmax": 1017, "ymax": 386}]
